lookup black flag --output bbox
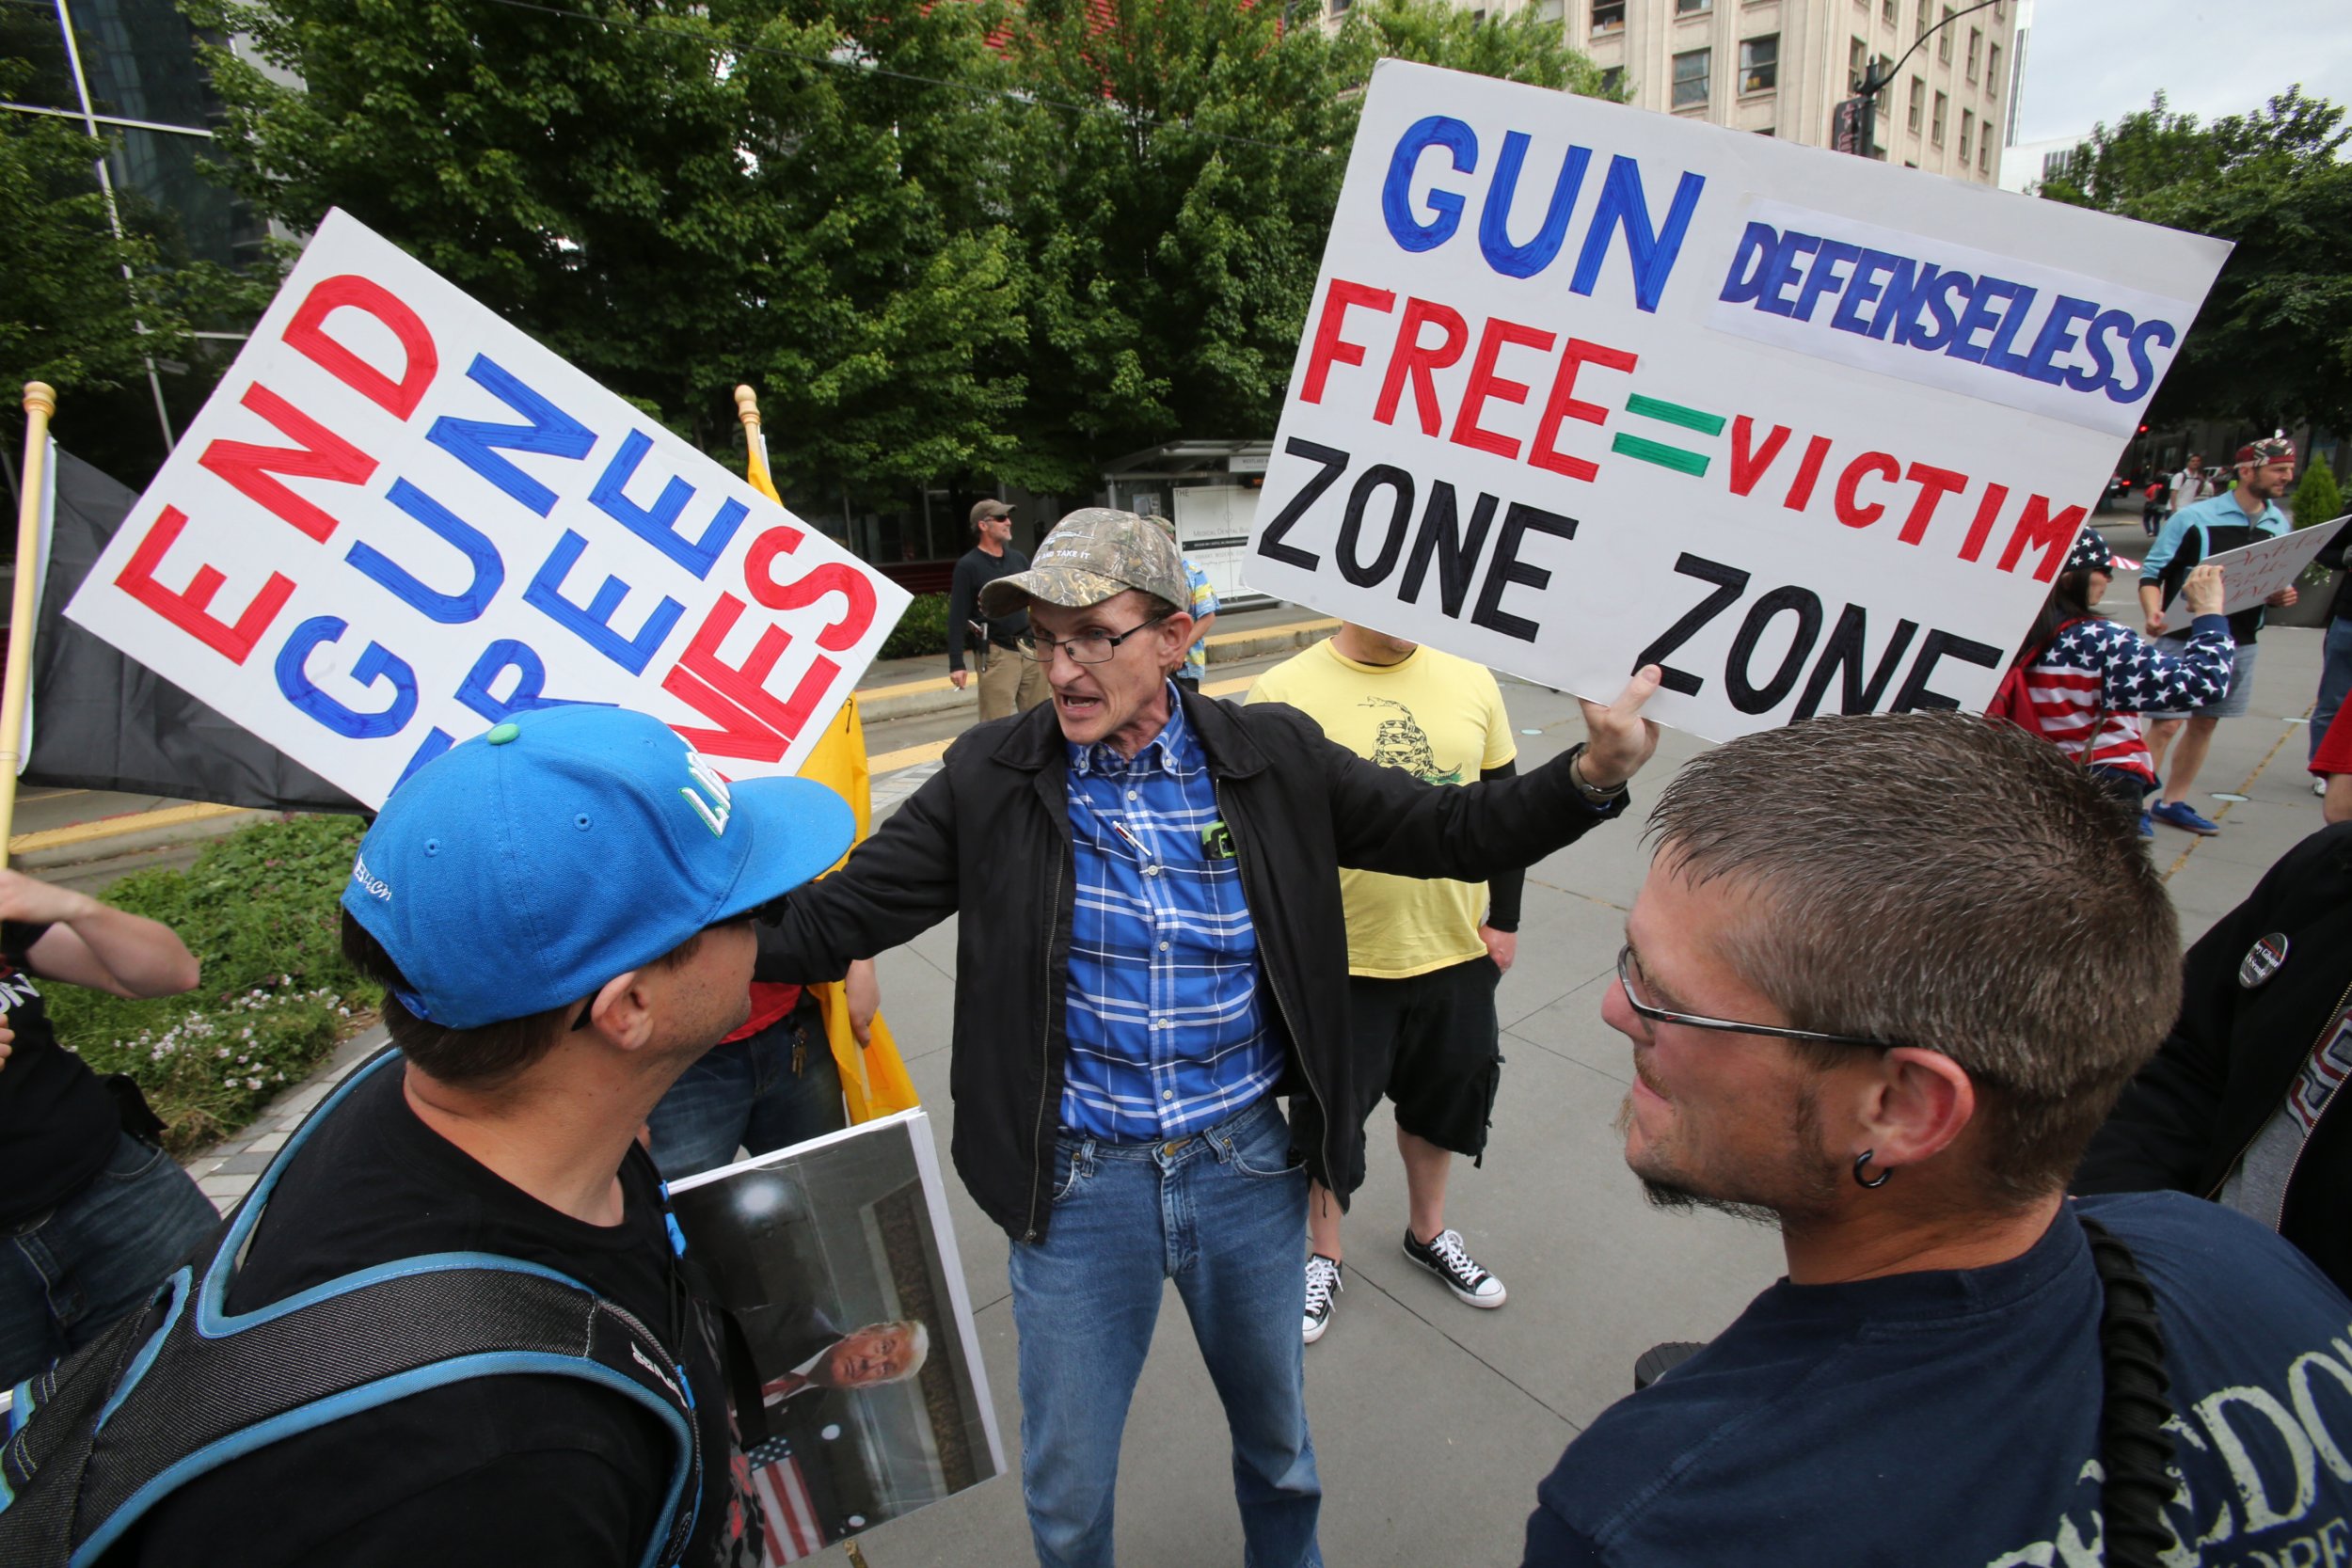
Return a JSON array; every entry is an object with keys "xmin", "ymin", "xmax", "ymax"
[{"xmin": 22, "ymin": 447, "xmax": 359, "ymax": 814}]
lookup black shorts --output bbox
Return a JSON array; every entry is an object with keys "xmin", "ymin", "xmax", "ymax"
[{"xmin": 1346, "ymin": 956, "xmax": 1503, "ymax": 1162}]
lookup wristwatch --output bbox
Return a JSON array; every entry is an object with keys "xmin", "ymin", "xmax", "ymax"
[{"xmin": 1564, "ymin": 743, "xmax": 1628, "ymax": 806}]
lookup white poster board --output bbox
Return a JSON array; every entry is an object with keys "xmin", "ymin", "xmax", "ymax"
[
  {"xmin": 1248, "ymin": 59, "xmax": 2231, "ymax": 740},
  {"xmin": 64, "ymin": 209, "xmax": 909, "ymax": 806},
  {"xmin": 2203, "ymin": 517, "xmax": 2347, "ymax": 617}
]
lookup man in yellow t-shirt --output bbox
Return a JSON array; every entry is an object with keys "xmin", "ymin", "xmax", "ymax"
[{"xmin": 1248, "ymin": 624, "xmax": 1521, "ymax": 1343}]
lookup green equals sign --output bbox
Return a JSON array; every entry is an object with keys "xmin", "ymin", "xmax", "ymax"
[{"xmin": 1613, "ymin": 394, "xmax": 1725, "ymax": 478}]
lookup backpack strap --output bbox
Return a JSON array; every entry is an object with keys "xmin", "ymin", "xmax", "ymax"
[{"xmin": 0, "ymin": 1050, "xmax": 704, "ymax": 1568}]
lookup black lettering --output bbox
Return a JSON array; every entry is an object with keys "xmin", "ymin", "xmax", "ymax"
[
  {"xmin": 1634, "ymin": 552, "xmax": 1750, "ymax": 697},
  {"xmin": 1890, "ymin": 628, "xmax": 2004, "ymax": 712},
  {"xmin": 1725, "ymin": 586, "xmax": 1824, "ymax": 714},
  {"xmin": 1791, "ymin": 605, "xmax": 1920, "ymax": 720},
  {"xmin": 1258, "ymin": 437, "xmax": 1351, "ymax": 570},
  {"xmin": 1470, "ymin": 501, "xmax": 1577, "ymax": 642},
  {"xmin": 1336, "ymin": 466, "xmax": 1416, "ymax": 587},
  {"xmin": 1399, "ymin": 483, "xmax": 1500, "ymax": 617}
]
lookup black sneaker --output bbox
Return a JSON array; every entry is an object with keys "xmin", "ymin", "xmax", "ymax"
[
  {"xmin": 1303, "ymin": 1254, "xmax": 1343, "ymax": 1344},
  {"xmin": 1402, "ymin": 1227, "xmax": 1507, "ymax": 1308}
]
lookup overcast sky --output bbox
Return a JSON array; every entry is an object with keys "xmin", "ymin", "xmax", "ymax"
[{"xmin": 2013, "ymin": 0, "xmax": 2352, "ymax": 143}]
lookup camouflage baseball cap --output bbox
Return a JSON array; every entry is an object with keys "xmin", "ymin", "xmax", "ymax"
[{"xmin": 979, "ymin": 508, "xmax": 1191, "ymax": 619}]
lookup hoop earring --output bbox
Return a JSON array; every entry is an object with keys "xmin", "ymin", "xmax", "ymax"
[{"xmin": 1852, "ymin": 1150, "xmax": 1892, "ymax": 1190}]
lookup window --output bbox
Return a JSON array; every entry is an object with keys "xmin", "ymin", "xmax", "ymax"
[
  {"xmin": 1939, "ymin": 7, "xmax": 1953, "ymax": 61},
  {"xmin": 1883, "ymin": 0, "xmax": 1897, "ymax": 21},
  {"xmin": 1740, "ymin": 34, "xmax": 1778, "ymax": 93},
  {"xmin": 1908, "ymin": 74, "xmax": 1924, "ymax": 132},
  {"xmin": 1850, "ymin": 36, "xmax": 1867, "ymax": 91},
  {"xmin": 1966, "ymin": 27, "xmax": 1980, "ymax": 81},
  {"xmin": 1328, "ymin": 0, "xmax": 1351, "ymax": 12},
  {"xmin": 1960, "ymin": 107, "xmax": 1974, "ymax": 163},
  {"xmin": 1987, "ymin": 42, "xmax": 2001, "ymax": 96},
  {"xmin": 1600, "ymin": 65, "xmax": 1625, "ymax": 96},
  {"xmin": 1672, "ymin": 48, "xmax": 1709, "ymax": 109},
  {"xmin": 1979, "ymin": 135, "xmax": 1992, "ymax": 175},
  {"xmin": 1915, "ymin": 0, "xmax": 1930, "ymax": 31},
  {"xmin": 1676, "ymin": 0, "xmax": 1712, "ymax": 16},
  {"xmin": 1592, "ymin": 0, "xmax": 1625, "ymax": 35},
  {"xmin": 1932, "ymin": 90, "xmax": 1947, "ymax": 143}
]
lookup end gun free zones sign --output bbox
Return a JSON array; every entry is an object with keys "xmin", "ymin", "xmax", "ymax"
[
  {"xmin": 1249, "ymin": 59, "xmax": 2231, "ymax": 741},
  {"xmin": 65, "ymin": 209, "xmax": 911, "ymax": 807}
]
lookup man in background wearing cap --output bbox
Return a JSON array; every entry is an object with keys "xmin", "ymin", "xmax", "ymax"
[
  {"xmin": 754, "ymin": 508, "xmax": 1661, "ymax": 1568},
  {"xmin": 114, "ymin": 707, "xmax": 853, "ymax": 1566},
  {"xmin": 2138, "ymin": 437, "xmax": 2298, "ymax": 835},
  {"xmin": 948, "ymin": 499, "xmax": 1049, "ymax": 721}
]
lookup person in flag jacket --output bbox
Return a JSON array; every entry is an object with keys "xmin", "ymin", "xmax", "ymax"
[{"xmin": 2006, "ymin": 528, "xmax": 2232, "ymax": 833}]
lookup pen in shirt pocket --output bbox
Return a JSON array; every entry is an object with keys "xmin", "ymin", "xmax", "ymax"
[{"xmin": 1107, "ymin": 818, "xmax": 1154, "ymax": 866}]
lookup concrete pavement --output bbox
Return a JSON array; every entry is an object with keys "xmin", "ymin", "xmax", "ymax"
[{"xmin": 165, "ymin": 594, "xmax": 2339, "ymax": 1565}]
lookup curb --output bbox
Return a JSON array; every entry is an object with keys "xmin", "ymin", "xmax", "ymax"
[{"xmin": 13, "ymin": 803, "xmax": 271, "ymax": 873}]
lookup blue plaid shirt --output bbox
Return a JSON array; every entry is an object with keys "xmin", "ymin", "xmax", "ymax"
[{"xmin": 1060, "ymin": 689, "xmax": 1279, "ymax": 1141}]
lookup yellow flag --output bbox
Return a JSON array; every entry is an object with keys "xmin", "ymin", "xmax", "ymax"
[{"xmin": 737, "ymin": 385, "xmax": 919, "ymax": 1121}]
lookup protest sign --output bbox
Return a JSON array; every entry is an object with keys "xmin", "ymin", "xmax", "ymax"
[
  {"xmin": 1248, "ymin": 60, "xmax": 2231, "ymax": 740},
  {"xmin": 2201, "ymin": 517, "xmax": 2347, "ymax": 617},
  {"xmin": 668, "ymin": 1110, "xmax": 1003, "ymax": 1564},
  {"xmin": 64, "ymin": 209, "xmax": 909, "ymax": 806}
]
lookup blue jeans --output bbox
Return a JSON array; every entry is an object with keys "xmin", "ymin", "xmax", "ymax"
[
  {"xmin": 1, "ymin": 1132, "xmax": 219, "ymax": 1386},
  {"xmin": 2312, "ymin": 616, "xmax": 2352, "ymax": 760},
  {"xmin": 1009, "ymin": 1097, "xmax": 1320, "ymax": 1568},
  {"xmin": 646, "ymin": 999, "xmax": 847, "ymax": 1182}
]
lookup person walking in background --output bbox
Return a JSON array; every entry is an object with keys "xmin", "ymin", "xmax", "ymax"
[
  {"xmin": 0, "ymin": 868, "xmax": 214, "ymax": 1387},
  {"xmin": 1156, "ymin": 518, "xmax": 1219, "ymax": 693},
  {"xmin": 1248, "ymin": 625, "xmax": 1522, "ymax": 1343},
  {"xmin": 948, "ymin": 499, "xmax": 1049, "ymax": 721},
  {"xmin": 2169, "ymin": 451, "xmax": 2212, "ymax": 515}
]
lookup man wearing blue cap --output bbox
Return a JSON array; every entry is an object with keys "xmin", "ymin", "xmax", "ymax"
[
  {"xmin": 109, "ymin": 707, "xmax": 855, "ymax": 1567},
  {"xmin": 752, "ymin": 508, "xmax": 1662, "ymax": 1568}
]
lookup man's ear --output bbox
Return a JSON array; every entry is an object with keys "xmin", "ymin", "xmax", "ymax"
[
  {"xmin": 580, "ymin": 969, "xmax": 658, "ymax": 1053},
  {"xmin": 1851, "ymin": 1048, "xmax": 1976, "ymax": 1173}
]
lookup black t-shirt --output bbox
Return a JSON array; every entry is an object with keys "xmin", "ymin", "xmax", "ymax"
[
  {"xmin": 945, "ymin": 544, "xmax": 1033, "ymax": 669},
  {"xmin": 118, "ymin": 1059, "xmax": 735, "ymax": 1568},
  {"xmin": 0, "ymin": 919, "xmax": 120, "ymax": 1227}
]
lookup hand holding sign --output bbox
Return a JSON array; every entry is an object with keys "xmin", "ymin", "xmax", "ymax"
[
  {"xmin": 2180, "ymin": 564, "xmax": 2223, "ymax": 620},
  {"xmin": 1577, "ymin": 664, "xmax": 1663, "ymax": 791}
]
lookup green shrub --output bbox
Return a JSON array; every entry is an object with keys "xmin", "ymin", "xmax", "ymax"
[
  {"xmin": 879, "ymin": 592, "xmax": 951, "ymax": 659},
  {"xmin": 2295, "ymin": 453, "xmax": 2344, "ymax": 531},
  {"xmin": 48, "ymin": 813, "xmax": 382, "ymax": 1152}
]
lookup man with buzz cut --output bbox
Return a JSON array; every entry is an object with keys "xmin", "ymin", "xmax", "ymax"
[
  {"xmin": 1248, "ymin": 624, "xmax": 1522, "ymax": 1343},
  {"xmin": 752, "ymin": 508, "xmax": 1663, "ymax": 1568},
  {"xmin": 948, "ymin": 499, "xmax": 1049, "ymax": 721},
  {"xmin": 69, "ymin": 706, "xmax": 856, "ymax": 1568}
]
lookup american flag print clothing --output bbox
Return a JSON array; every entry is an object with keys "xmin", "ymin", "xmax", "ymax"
[
  {"xmin": 1059, "ymin": 689, "xmax": 1281, "ymax": 1142},
  {"xmin": 739, "ymin": 1434, "xmax": 826, "ymax": 1565},
  {"xmin": 2022, "ymin": 616, "xmax": 2233, "ymax": 781}
]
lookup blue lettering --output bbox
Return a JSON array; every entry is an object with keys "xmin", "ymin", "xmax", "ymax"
[
  {"xmin": 590, "ymin": 430, "xmax": 747, "ymax": 580},
  {"xmin": 2024, "ymin": 296, "xmax": 2098, "ymax": 386},
  {"xmin": 1718, "ymin": 222, "xmax": 1782, "ymax": 305},
  {"xmin": 1899, "ymin": 269, "xmax": 1970, "ymax": 351},
  {"xmin": 1946, "ymin": 276, "xmax": 2020, "ymax": 365},
  {"xmin": 274, "ymin": 616, "xmax": 419, "ymax": 740},
  {"xmin": 1568, "ymin": 154, "xmax": 1706, "ymax": 313},
  {"xmin": 1983, "ymin": 285, "xmax": 2042, "ymax": 376},
  {"xmin": 425, "ymin": 356, "xmax": 596, "ymax": 516},
  {"xmin": 456, "ymin": 638, "xmax": 613, "ymax": 724},
  {"xmin": 2068, "ymin": 309, "xmax": 2133, "ymax": 393},
  {"xmin": 344, "ymin": 479, "xmax": 504, "ymax": 625},
  {"xmin": 1383, "ymin": 115, "xmax": 1478, "ymax": 253},
  {"xmin": 1830, "ymin": 250, "xmax": 1899, "ymax": 336},
  {"xmin": 1793, "ymin": 240, "xmax": 1863, "ymax": 324},
  {"xmin": 2111, "ymin": 318, "xmax": 2176, "ymax": 404},
  {"xmin": 1477, "ymin": 133, "xmax": 1591, "ymax": 278},
  {"xmin": 523, "ymin": 530, "xmax": 685, "ymax": 676},
  {"xmin": 1759, "ymin": 232, "xmax": 1821, "ymax": 318},
  {"xmin": 1864, "ymin": 256, "xmax": 1922, "ymax": 341}
]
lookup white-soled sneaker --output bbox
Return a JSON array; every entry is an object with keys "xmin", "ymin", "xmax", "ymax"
[
  {"xmin": 1403, "ymin": 1227, "xmax": 1507, "ymax": 1309},
  {"xmin": 1303, "ymin": 1254, "xmax": 1343, "ymax": 1344}
]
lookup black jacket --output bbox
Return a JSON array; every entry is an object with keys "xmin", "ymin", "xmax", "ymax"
[
  {"xmin": 755, "ymin": 689, "xmax": 1625, "ymax": 1242},
  {"xmin": 2314, "ymin": 519, "xmax": 2352, "ymax": 625},
  {"xmin": 2075, "ymin": 822, "xmax": 2352, "ymax": 1297}
]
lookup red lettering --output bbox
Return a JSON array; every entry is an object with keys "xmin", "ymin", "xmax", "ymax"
[
  {"xmin": 1450, "ymin": 317, "xmax": 1556, "ymax": 461},
  {"xmin": 1998, "ymin": 494, "xmax": 2086, "ymax": 581},
  {"xmin": 744, "ymin": 527, "xmax": 876, "ymax": 653},
  {"xmin": 1833, "ymin": 451, "xmax": 1901, "ymax": 529},
  {"xmin": 1530, "ymin": 338, "xmax": 1637, "ymax": 482},
  {"xmin": 1897, "ymin": 462, "xmax": 1969, "ymax": 546},
  {"xmin": 1727, "ymin": 417, "xmax": 1792, "ymax": 498},
  {"xmin": 1300, "ymin": 278, "xmax": 1396, "ymax": 404},
  {"xmin": 671, "ymin": 594, "xmax": 841, "ymax": 754},
  {"xmin": 1783, "ymin": 435, "xmax": 1833, "ymax": 512},
  {"xmin": 113, "ymin": 506, "xmax": 295, "ymax": 664},
  {"xmin": 1374, "ymin": 298, "xmax": 1470, "ymax": 436},
  {"xmin": 1959, "ymin": 483, "xmax": 2011, "ymax": 562},
  {"xmin": 282, "ymin": 275, "xmax": 439, "ymax": 420},
  {"xmin": 662, "ymin": 663, "xmax": 788, "ymax": 763},
  {"xmin": 195, "ymin": 383, "xmax": 377, "ymax": 544}
]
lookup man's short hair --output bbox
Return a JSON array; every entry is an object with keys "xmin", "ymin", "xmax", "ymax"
[{"xmin": 1645, "ymin": 713, "xmax": 2178, "ymax": 1204}]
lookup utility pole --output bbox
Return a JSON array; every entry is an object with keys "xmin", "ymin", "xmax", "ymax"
[{"xmin": 1832, "ymin": 0, "xmax": 2003, "ymax": 160}]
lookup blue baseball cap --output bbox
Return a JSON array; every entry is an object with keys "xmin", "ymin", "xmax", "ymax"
[{"xmin": 341, "ymin": 706, "xmax": 855, "ymax": 1030}]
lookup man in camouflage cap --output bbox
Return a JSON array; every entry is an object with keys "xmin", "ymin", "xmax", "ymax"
[{"xmin": 755, "ymin": 507, "xmax": 1664, "ymax": 1567}]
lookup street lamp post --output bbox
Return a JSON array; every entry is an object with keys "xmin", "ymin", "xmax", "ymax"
[{"xmin": 1834, "ymin": 0, "xmax": 2003, "ymax": 160}]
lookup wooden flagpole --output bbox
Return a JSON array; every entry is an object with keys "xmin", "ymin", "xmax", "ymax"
[{"xmin": 0, "ymin": 383, "xmax": 57, "ymax": 869}]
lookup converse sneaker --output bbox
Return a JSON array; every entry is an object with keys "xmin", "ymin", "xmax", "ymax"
[
  {"xmin": 1303, "ymin": 1254, "xmax": 1343, "ymax": 1344},
  {"xmin": 1403, "ymin": 1227, "xmax": 1507, "ymax": 1308}
]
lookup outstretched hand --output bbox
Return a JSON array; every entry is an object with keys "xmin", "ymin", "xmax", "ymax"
[{"xmin": 1577, "ymin": 666, "xmax": 1665, "ymax": 792}]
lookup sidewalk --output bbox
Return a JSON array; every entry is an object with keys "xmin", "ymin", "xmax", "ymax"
[{"xmin": 166, "ymin": 617, "xmax": 2344, "ymax": 1565}]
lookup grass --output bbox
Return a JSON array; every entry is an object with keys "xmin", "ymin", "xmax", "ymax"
[{"xmin": 49, "ymin": 813, "xmax": 381, "ymax": 1153}]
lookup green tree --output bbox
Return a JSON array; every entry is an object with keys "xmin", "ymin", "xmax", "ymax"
[
  {"xmin": 2294, "ymin": 451, "xmax": 2344, "ymax": 530},
  {"xmin": 2038, "ymin": 87, "xmax": 2352, "ymax": 433}
]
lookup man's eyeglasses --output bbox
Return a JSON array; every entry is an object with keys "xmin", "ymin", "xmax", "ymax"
[
  {"xmin": 1613, "ymin": 944, "xmax": 1895, "ymax": 1052},
  {"xmin": 1017, "ymin": 613, "xmax": 1169, "ymax": 665}
]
